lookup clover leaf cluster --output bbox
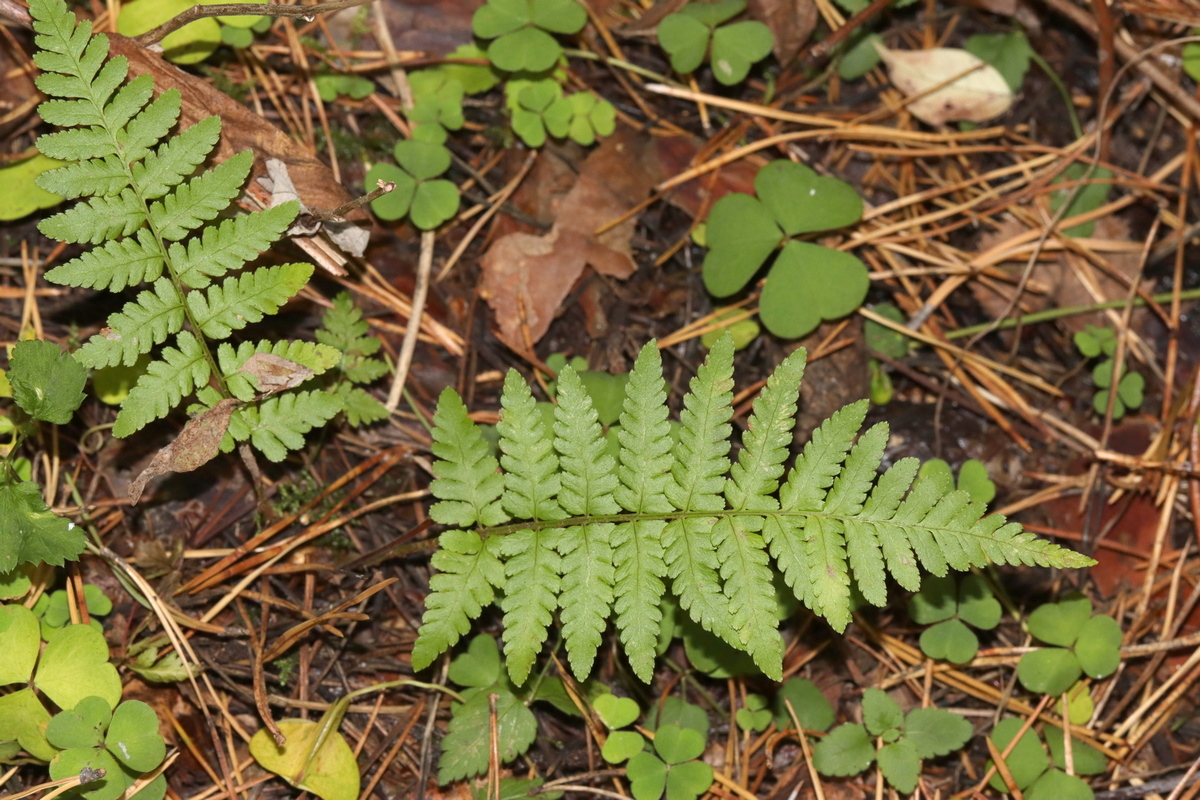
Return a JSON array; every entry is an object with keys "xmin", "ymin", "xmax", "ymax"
[
  {"xmin": 596, "ymin": 695, "xmax": 715, "ymax": 800},
  {"xmin": 702, "ymin": 161, "xmax": 869, "ymax": 339},
  {"xmin": 47, "ymin": 696, "xmax": 167, "ymax": 800},
  {"xmin": 658, "ymin": 0, "xmax": 773, "ymax": 85},
  {"xmin": 907, "ymin": 573, "xmax": 1001, "ymax": 663},
  {"xmin": 987, "ymin": 718, "xmax": 1105, "ymax": 800},
  {"xmin": 1074, "ymin": 325, "xmax": 1144, "ymax": 419},
  {"xmin": 1017, "ymin": 594, "xmax": 1121, "ymax": 696}
]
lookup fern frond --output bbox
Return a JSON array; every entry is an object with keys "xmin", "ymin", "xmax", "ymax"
[
  {"xmin": 410, "ymin": 530, "xmax": 506, "ymax": 672},
  {"xmin": 187, "ymin": 262, "xmax": 314, "ymax": 339},
  {"xmin": 172, "ymin": 203, "xmax": 300, "ymax": 289},
  {"xmin": 836, "ymin": 423, "xmax": 892, "ymax": 606},
  {"xmin": 315, "ymin": 291, "xmax": 374, "ymax": 353},
  {"xmin": 495, "ymin": 370, "xmax": 566, "ymax": 683},
  {"xmin": 553, "ymin": 367, "xmax": 618, "ymax": 680},
  {"xmin": 39, "ymin": 188, "xmax": 145, "ymax": 244},
  {"xmin": 428, "ymin": 388, "xmax": 509, "ymax": 529},
  {"xmin": 612, "ymin": 342, "xmax": 671, "ymax": 681},
  {"xmin": 120, "ymin": 89, "xmax": 182, "ymax": 162},
  {"xmin": 224, "ymin": 390, "xmax": 343, "ymax": 462},
  {"xmin": 714, "ymin": 347, "xmax": 805, "ymax": 678},
  {"xmin": 218, "ymin": 339, "xmax": 341, "ymax": 401},
  {"xmin": 35, "ymin": 154, "xmax": 127, "ymax": 199},
  {"xmin": 132, "ymin": 115, "xmax": 221, "ymax": 200},
  {"xmin": 113, "ymin": 331, "xmax": 211, "ymax": 437},
  {"xmin": 149, "ymin": 149, "xmax": 252, "ymax": 241},
  {"xmin": 336, "ymin": 385, "xmax": 389, "ymax": 426},
  {"xmin": 44, "ymin": 228, "xmax": 162, "ymax": 291},
  {"xmin": 76, "ymin": 277, "xmax": 184, "ymax": 368},
  {"xmin": 663, "ymin": 335, "xmax": 738, "ymax": 644}
]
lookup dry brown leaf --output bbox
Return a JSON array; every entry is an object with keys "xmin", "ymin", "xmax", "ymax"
[
  {"xmin": 108, "ymin": 35, "xmax": 355, "ymax": 214},
  {"xmin": 240, "ymin": 353, "xmax": 315, "ymax": 396},
  {"xmin": 745, "ymin": 0, "xmax": 817, "ymax": 65},
  {"xmin": 480, "ymin": 127, "xmax": 662, "ymax": 350},
  {"xmin": 875, "ymin": 44, "xmax": 1014, "ymax": 126},
  {"xmin": 128, "ymin": 399, "xmax": 239, "ymax": 505}
]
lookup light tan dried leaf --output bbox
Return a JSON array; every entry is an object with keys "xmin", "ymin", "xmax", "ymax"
[
  {"xmin": 241, "ymin": 353, "xmax": 315, "ymax": 395},
  {"xmin": 875, "ymin": 44, "xmax": 1014, "ymax": 126},
  {"xmin": 128, "ymin": 399, "xmax": 238, "ymax": 505}
]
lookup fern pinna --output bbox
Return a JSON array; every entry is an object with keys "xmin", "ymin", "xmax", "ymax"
[
  {"xmin": 413, "ymin": 337, "xmax": 1094, "ymax": 683},
  {"xmin": 31, "ymin": 0, "xmax": 342, "ymax": 464}
]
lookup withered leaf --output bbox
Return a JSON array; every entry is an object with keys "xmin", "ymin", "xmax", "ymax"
[
  {"xmin": 128, "ymin": 399, "xmax": 238, "ymax": 505},
  {"xmin": 241, "ymin": 353, "xmax": 315, "ymax": 395}
]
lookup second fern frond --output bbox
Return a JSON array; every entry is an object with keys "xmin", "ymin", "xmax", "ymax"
[{"xmin": 413, "ymin": 336, "xmax": 1094, "ymax": 683}]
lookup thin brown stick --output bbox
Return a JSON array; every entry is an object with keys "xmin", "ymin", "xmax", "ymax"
[{"xmin": 132, "ymin": 0, "xmax": 373, "ymax": 48}]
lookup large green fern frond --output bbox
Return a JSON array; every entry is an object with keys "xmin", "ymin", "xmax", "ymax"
[{"xmin": 412, "ymin": 335, "xmax": 1094, "ymax": 683}]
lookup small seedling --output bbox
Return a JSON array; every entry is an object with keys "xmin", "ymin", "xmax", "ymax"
[
  {"xmin": 507, "ymin": 80, "xmax": 616, "ymax": 147},
  {"xmin": 907, "ymin": 574, "xmax": 1001, "ymax": 663},
  {"xmin": 735, "ymin": 695, "xmax": 771, "ymax": 732},
  {"xmin": 471, "ymin": 0, "xmax": 587, "ymax": 73},
  {"xmin": 1051, "ymin": 162, "xmax": 1114, "ymax": 238},
  {"xmin": 657, "ymin": 0, "xmax": 773, "ymax": 86},
  {"xmin": 627, "ymin": 724, "xmax": 714, "ymax": 800},
  {"xmin": 1074, "ymin": 325, "xmax": 1144, "ymax": 419},
  {"xmin": 35, "ymin": 584, "xmax": 112, "ymax": 638},
  {"xmin": 47, "ymin": 696, "xmax": 167, "ymax": 800},
  {"xmin": 915, "ymin": 458, "xmax": 996, "ymax": 505},
  {"xmin": 365, "ymin": 140, "xmax": 460, "ymax": 229},
  {"xmin": 987, "ymin": 717, "xmax": 1104, "ymax": 799},
  {"xmin": 314, "ymin": 292, "xmax": 390, "ymax": 427},
  {"xmin": 701, "ymin": 161, "xmax": 868, "ymax": 339},
  {"xmin": 315, "ymin": 74, "xmax": 375, "ymax": 103},
  {"xmin": 1017, "ymin": 594, "xmax": 1121, "ymax": 696},
  {"xmin": 965, "ymin": 31, "xmax": 1033, "ymax": 92},
  {"xmin": 812, "ymin": 687, "xmax": 972, "ymax": 794}
]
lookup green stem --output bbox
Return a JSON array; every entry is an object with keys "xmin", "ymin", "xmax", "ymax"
[
  {"xmin": 1029, "ymin": 49, "xmax": 1083, "ymax": 140},
  {"xmin": 942, "ymin": 287, "xmax": 1200, "ymax": 340}
]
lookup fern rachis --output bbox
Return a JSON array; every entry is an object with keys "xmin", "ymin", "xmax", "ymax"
[
  {"xmin": 30, "ymin": 0, "xmax": 343, "ymax": 478},
  {"xmin": 413, "ymin": 337, "xmax": 1095, "ymax": 684}
]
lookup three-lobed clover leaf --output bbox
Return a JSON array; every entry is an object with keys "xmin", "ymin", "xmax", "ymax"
[
  {"xmin": 987, "ymin": 718, "xmax": 1104, "ymax": 799},
  {"xmin": 365, "ymin": 140, "xmax": 459, "ymax": 230},
  {"xmin": 595, "ymin": 694, "xmax": 647, "ymax": 763},
  {"xmin": 45, "ymin": 697, "xmax": 167, "ymax": 800},
  {"xmin": 627, "ymin": 724, "xmax": 714, "ymax": 800},
  {"xmin": 813, "ymin": 688, "xmax": 972, "ymax": 794},
  {"xmin": 1017, "ymin": 594, "xmax": 1122, "ymax": 696},
  {"xmin": 916, "ymin": 458, "xmax": 996, "ymax": 505},
  {"xmin": 1091, "ymin": 359, "xmax": 1143, "ymax": 418},
  {"xmin": 314, "ymin": 74, "xmax": 375, "ymax": 103},
  {"xmin": 908, "ymin": 573, "xmax": 1001, "ymax": 663},
  {"xmin": 735, "ymin": 695, "xmax": 772, "ymax": 732},
  {"xmin": 472, "ymin": 0, "xmax": 587, "ymax": 72},
  {"xmin": 508, "ymin": 81, "xmax": 616, "ymax": 147},
  {"xmin": 657, "ymin": 0, "xmax": 773, "ymax": 85},
  {"xmin": 702, "ymin": 160, "xmax": 867, "ymax": 339},
  {"xmin": 408, "ymin": 70, "xmax": 466, "ymax": 143}
]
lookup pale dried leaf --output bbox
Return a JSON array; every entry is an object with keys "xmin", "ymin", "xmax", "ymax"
[
  {"xmin": 128, "ymin": 399, "xmax": 238, "ymax": 504},
  {"xmin": 875, "ymin": 44, "xmax": 1014, "ymax": 125},
  {"xmin": 241, "ymin": 353, "xmax": 315, "ymax": 395}
]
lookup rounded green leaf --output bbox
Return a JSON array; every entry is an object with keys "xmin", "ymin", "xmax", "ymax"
[
  {"xmin": 47, "ymin": 696, "xmax": 111, "ymax": 750},
  {"xmin": 393, "ymin": 140, "xmax": 451, "ymax": 181},
  {"xmin": 0, "ymin": 603, "xmax": 40, "ymax": 685},
  {"xmin": 1017, "ymin": 647, "xmax": 1081, "ymax": 696},
  {"xmin": 448, "ymin": 634, "xmax": 502, "ymax": 688},
  {"xmin": 957, "ymin": 459, "xmax": 997, "ymax": 505},
  {"xmin": 542, "ymin": 97, "xmax": 574, "ymax": 140},
  {"xmin": 518, "ymin": 80, "xmax": 562, "ymax": 113},
  {"xmin": 839, "ymin": 32, "xmax": 884, "ymax": 81},
  {"xmin": 530, "ymin": 0, "xmax": 587, "ymax": 33},
  {"xmin": 907, "ymin": 573, "xmax": 957, "ymax": 624},
  {"xmin": 594, "ymin": 694, "xmax": 640, "ymax": 729},
  {"xmin": 861, "ymin": 688, "xmax": 903, "ymax": 737},
  {"xmin": 589, "ymin": 97, "xmax": 616, "ymax": 137},
  {"xmin": 653, "ymin": 724, "xmax": 705, "ymax": 765},
  {"xmin": 754, "ymin": 161, "xmax": 863, "ymax": 236},
  {"xmin": 49, "ymin": 746, "xmax": 125, "ymax": 800},
  {"xmin": 601, "ymin": 730, "xmax": 645, "ymax": 763},
  {"xmin": 919, "ymin": 618, "xmax": 979, "ymax": 663},
  {"xmin": 812, "ymin": 723, "xmax": 874, "ymax": 777},
  {"xmin": 1026, "ymin": 768, "xmax": 1094, "ymax": 800},
  {"xmin": 666, "ymin": 760, "xmax": 714, "ymax": 800},
  {"xmin": 863, "ymin": 302, "xmax": 910, "ymax": 357},
  {"xmin": 903, "ymin": 707, "xmax": 972, "ymax": 759},
  {"xmin": 34, "ymin": 624, "xmax": 122, "ymax": 711},
  {"xmin": 758, "ymin": 242, "xmax": 870, "ymax": 339},
  {"xmin": 710, "ymin": 21, "xmax": 773, "ymax": 85},
  {"xmin": 1027, "ymin": 595, "xmax": 1092, "ymax": 647},
  {"xmin": 410, "ymin": 179, "xmax": 460, "ymax": 230},
  {"xmin": 127, "ymin": 773, "xmax": 167, "ymax": 800},
  {"xmin": 488, "ymin": 28, "xmax": 562, "ymax": 72},
  {"xmin": 365, "ymin": 164, "xmax": 416, "ymax": 222},
  {"xmin": 249, "ymin": 719, "xmax": 360, "ymax": 800},
  {"xmin": 702, "ymin": 193, "xmax": 782, "ymax": 297},
  {"xmin": 773, "ymin": 678, "xmax": 834, "ymax": 732},
  {"xmin": 512, "ymin": 108, "xmax": 548, "ymax": 148},
  {"xmin": 735, "ymin": 707, "xmax": 772, "ymax": 731},
  {"xmin": 0, "ymin": 687, "xmax": 55, "ymax": 760},
  {"xmin": 106, "ymin": 701, "xmax": 166, "ymax": 772},
  {"xmin": 1062, "ymin": 683, "xmax": 1094, "ymax": 725},
  {"xmin": 682, "ymin": 0, "xmax": 745, "ymax": 26},
  {"xmin": 1118, "ymin": 370, "xmax": 1144, "ymax": 408},
  {"xmin": 82, "ymin": 585, "xmax": 113, "ymax": 617},
  {"xmin": 0, "ymin": 568, "xmax": 32, "ymax": 600},
  {"xmin": 957, "ymin": 574, "xmax": 1001, "ymax": 629},
  {"xmin": 1092, "ymin": 359, "xmax": 1115, "ymax": 390},
  {"xmin": 657, "ymin": 13, "xmax": 711, "ymax": 75},
  {"xmin": 473, "ymin": 0, "xmax": 530, "ymax": 38},
  {"xmin": 117, "ymin": 0, "xmax": 221, "ymax": 64},
  {"xmin": 987, "ymin": 717, "xmax": 1049, "ymax": 793},
  {"xmin": 0, "ymin": 153, "xmax": 66, "ymax": 220},
  {"xmin": 627, "ymin": 752, "xmax": 668, "ymax": 800},
  {"xmin": 877, "ymin": 739, "xmax": 919, "ymax": 794},
  {"xmin": 1074, "ymin": 614, "xmax": 1121, "ymax": 679},
  {"xmin": 1044, "ymin": 726, "xmax": 1106, "ymax": 775}
]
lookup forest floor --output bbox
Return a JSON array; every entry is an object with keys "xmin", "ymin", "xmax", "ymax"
[{"xmin": 3, "ymin": 0, "xmax": 1200, "ymax": 797}]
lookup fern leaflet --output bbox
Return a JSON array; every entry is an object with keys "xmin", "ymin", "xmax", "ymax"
[{"xmin": 413, "ymin": 335, "xmax": 1094, "ymax": 683}]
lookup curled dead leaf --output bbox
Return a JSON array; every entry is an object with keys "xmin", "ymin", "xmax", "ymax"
[
  {"xmin": 241, "ymin": 353, "xmax": 315, "ymax": 396},
  {"xmin": 128, "ymin": 399, "xmax": 239, "ymax": 504},
  {"xmin": 875, "ymin": 43, "xmax": 1014, "ymax": 126}
]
